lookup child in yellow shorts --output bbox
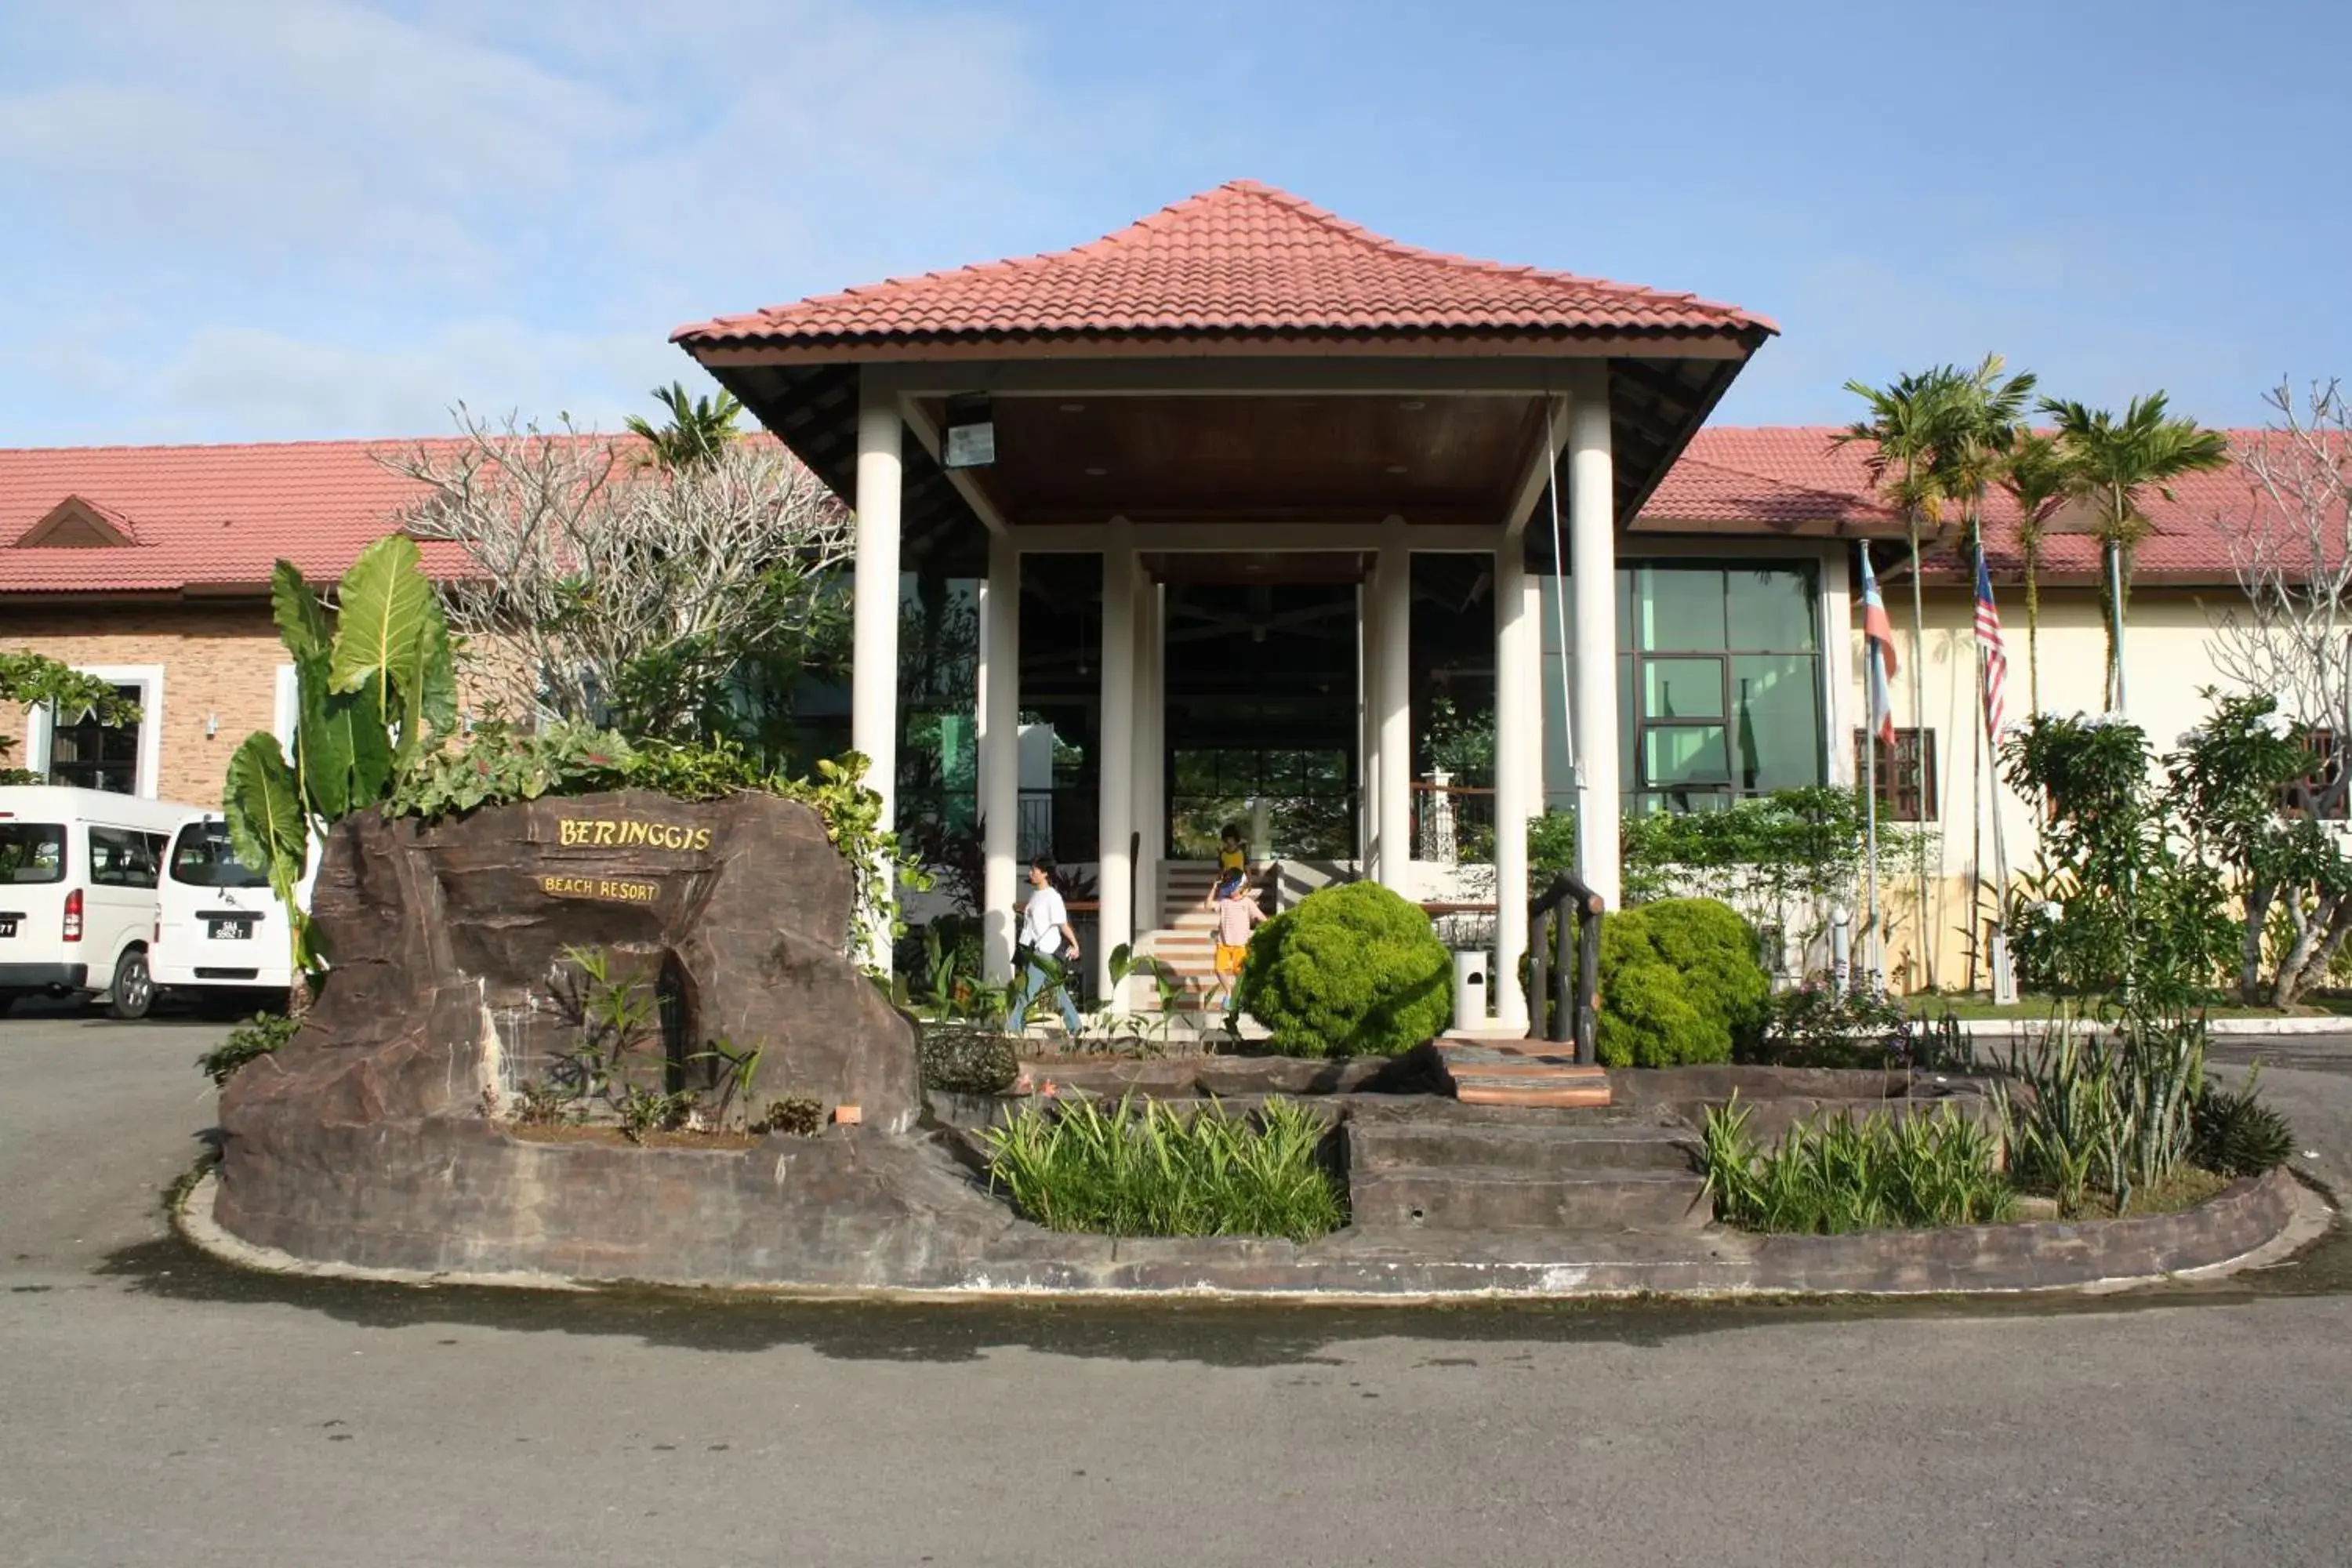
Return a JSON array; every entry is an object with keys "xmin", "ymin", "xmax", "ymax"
[{"xmin": 1206, "ymin": 868, "xmax": 1266, "ymax": 1015}]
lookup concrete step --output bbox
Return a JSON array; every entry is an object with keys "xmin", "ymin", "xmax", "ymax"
[
  {"xmin": 1432, "ymin": 1036, "xmax": 1612, "ymax": 1109},
  {"xmin": 1349, "ymin": 1167, "xmax": 1711, "ymax": 1232},
  {"xmin": 1349, "ymin": 1120, "xmax": 1697, "ymax": 1176}
]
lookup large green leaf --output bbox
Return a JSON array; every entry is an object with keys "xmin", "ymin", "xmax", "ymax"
[
  {"xmin": 294, "ymin": 658, "xmax": 393, "ymax": 818},
  {"xmin": 223, "ymin": 732, "xmax": 307, "ymax": 896},
  {"xmin": 396, "ymin": 596, "xmax": 459, "ymax": 768},
  {"xmin": 328, "ymin": 534, "xmax": 433, "ymax": 720},
  {"xmin": 270, "ymin": 561, "xmax": 332, "ymax": 666}
]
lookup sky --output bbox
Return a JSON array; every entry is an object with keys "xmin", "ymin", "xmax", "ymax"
[{"xmin": 2, "ymin": 0, "xmax": 2347, "ymax": 447}]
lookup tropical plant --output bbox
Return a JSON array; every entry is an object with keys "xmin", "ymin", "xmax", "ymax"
[
  {"xmin": 0, "ymin": 652, "xmax": 143, "ymax": 783},
  {"xmin": 1081, "ymin": 942, "xmax": 1191, "ymax": 1051},
  {"xmin": 1595, "ymin": 897, "xmax": 1769, "ymax": 1067},
  {"xmin": 1701, "ymin": 1096, "xmax": 2013, "ymax": 1233},
  {"xmin": 195, "ymin": 1011, "xmax": 303, "ymax": 1086},
  {"xmin": 623, "ymin": 380, "xmax": 743, "ymax": 470},
  {"xmin": 222, "ymin": 538, "xmax": 459, "ymax": 983},
  {"xmin": 2000, "ymin": 711, "xmax": 2234, "ymax": 1004},
  {"xmin": 1996, "ymin": 430, "xmax": 2077, "ymax": 714},
  {"xmin": 2190, "ymin": 1066, "xmax": 2297, "ymax": 1179},
  {"xmin": 2042, "ymin": 393, "xmax": 2230, "ymax": 713},
  {"xmin": 2165, "ymin": 691, "xmax": 2352, "ymax": 1004},
  {"xmin": 981, "ymin": 1094, "xmax": 1346, "ymax": 1241},
  {"xmin": 1235, "ymin": 880, "xmax": 1453, "ymax": 1058},
  {"xmin": 1995, "ymin": 1007, "xmax": 2208, "ymax": 1215},
  {"xmin": 1741, "ymin": 980, "xmax": 1912, "ymax": 1069}
]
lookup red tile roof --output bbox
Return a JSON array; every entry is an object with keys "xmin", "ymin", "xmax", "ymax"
[
  {"xmin": 0, "ymin": 424, "xmax": 2311, "ymax": 596},
  {"xmin": 0, "ymin": 438, "xmax": 466, "ymax": 594},
  {"xmin": 1644, "ymin": 426, "xmax": 2301, "ymax": 585},
  {"xmin": 674, "ymin": 180, "xmax": 1774, "ymax": 352}
]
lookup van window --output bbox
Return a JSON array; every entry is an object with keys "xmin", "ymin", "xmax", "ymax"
[
  {"xmin": 169, "ymin": 822, "xmax": 270, "ymax": 890},
  {"xmin": 89, "ymin": 826, "xmax": 165, "ymax": 889},
  {"xmin": 2, "ymin": 824, "xmax": 67, "ymax": 884}
]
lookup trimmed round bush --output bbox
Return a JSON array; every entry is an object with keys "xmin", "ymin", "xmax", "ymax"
[
  {"xmin": 1236, "ymin": 880, "xmax": 1453, "ymax": 1058},
  {"xmin": 1596, "ymin": 897, "xmax": 1768, "ymax": 1068}
]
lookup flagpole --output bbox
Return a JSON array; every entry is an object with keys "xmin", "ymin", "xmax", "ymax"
[{"xmin": 1864, "ymin": 703, "xmax": 1881, "ymax": 992}]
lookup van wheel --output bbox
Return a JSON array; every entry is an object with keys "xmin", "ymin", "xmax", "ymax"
[
  {"xmin": 0, "ymin": 990, "xmax": 18, "ymax": 1017},
  {"xmin": 106, "ymin": 949, "xmax": 154, "ymax": 1022}
]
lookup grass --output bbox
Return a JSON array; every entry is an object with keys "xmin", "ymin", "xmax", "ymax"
[
  {"xmin": 1700, "ymin": 1097, "xmax": 2015, "ymax": 1234},
  {"xmin": 979, "ymin": 1094, "xmax": 1348, "ymax": 1242},
  {"xmin": 2064, "ymin": 1164, "xmax": 2232, "ymax": 1219}
]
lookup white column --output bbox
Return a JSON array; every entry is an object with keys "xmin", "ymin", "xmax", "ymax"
[
  {"xmin": 1374, "ymin": 521, "xmax": 1413, "ymax": 895},
  {"xmin": 1132, "ymin": 573, "xmax": 1163, "ymax": 938},
  {"xmin": 1493, "ymin": 539, "xmax": 1534, "ymax": 1030},
  {"xmin": 1568, "ymin": 366, "xmax": 1621, "ymax": 909},
  {"xmin": 852, "ymin": 379, "xmax": 904, "ymax": 969},
  {"xmin": 980, "ymin": 529, "xmax": 1021, "ymax": 982},
  {"xmin": 1357, "ymin": 580, "xmax": 1380, "ymax": 875},
  {"xmin": 1096, "ymin": 524, "xmax": 1137, "ymax": 1003}
]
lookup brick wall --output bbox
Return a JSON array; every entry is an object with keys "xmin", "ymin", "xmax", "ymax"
[{"xmin": 3, "ymin": 601, "xmax": 285, "ymax": 810}]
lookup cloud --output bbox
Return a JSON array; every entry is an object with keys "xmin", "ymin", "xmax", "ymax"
[{"xmin": 0, "ymin": 0, "xmax": 1102, "ymax": 442}]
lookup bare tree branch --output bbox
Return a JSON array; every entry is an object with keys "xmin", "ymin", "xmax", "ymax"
[{"xmin": 381, "ymin": 408, "xmax": 853, "ymax": 738}]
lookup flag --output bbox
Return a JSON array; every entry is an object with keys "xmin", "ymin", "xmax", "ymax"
[
  {"xmin": 1974, "ymin": 550, "xmax": 2008, "ymax": 746},
  {"xmin": 1858, "ymin": 545, "xmax": 1897, "ymax": 747}
]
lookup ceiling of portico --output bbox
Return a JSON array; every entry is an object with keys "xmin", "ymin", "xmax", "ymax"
[{"xmin": 928, "ymin": 393, "xmax": 1542, "ymax": 528}]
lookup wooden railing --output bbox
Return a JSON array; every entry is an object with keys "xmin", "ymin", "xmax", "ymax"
[{"xmin": 1527, "ymin": 870, "xmax": 1603, "ymax": 1064}]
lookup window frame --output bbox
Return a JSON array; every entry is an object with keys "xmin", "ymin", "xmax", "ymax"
[
  {"xmin": 27, "ymin": 664, "xmax": 165, "ymax": 799},
  {"xmin": 1853, "ymin": 727, "xmax": 1939, "ymax": 822}
]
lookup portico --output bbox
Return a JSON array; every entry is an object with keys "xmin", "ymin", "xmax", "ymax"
[{"xmin": 675, "ymin": 181, "xmax": 1775, "ymax": 1025}]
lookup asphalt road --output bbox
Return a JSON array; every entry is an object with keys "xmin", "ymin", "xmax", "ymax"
[{"xmin": 5, "ymin": 1004, "xmax": 2352, "ymax": 1568}]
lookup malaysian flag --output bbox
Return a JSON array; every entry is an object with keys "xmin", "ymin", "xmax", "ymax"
[
  {"xmin": 1858, "ymin": 544, "xmax": 1898, "ymax": 746},
  {"xmin": 1975, "ymin": 550, "xmax": 2008, "ymax": 744}
]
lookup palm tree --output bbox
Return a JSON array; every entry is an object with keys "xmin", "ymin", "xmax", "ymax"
[
  {"xmin": 1995, "ymin": 432, "xmax": 2074, "ymax": 716},
  {"xmin": 2042, "ymin": 394, "xmax": 2230, "ymax": 713},
  {"xmin": 1836, "ymin": 367, "xmax": 1967, "ymax": 989},
  {"xmin": 625, "ymin": 381, "xmax": 744, "ymax": 470}
]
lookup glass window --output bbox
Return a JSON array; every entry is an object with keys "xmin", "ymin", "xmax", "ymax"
[
  {"xmin": 88, "ymin": 826, "xmax": 164, "ymax": 888},
  {"xmin": 1727, "ymin": 568, "xmax": 1819, "ymax": 652},
  {"xmin": 169, "ymin": 822, "xmax": 270, "ymax": 889},
  {"xmin": 1, "ymin": 824, "xmax": 66, "ymax": 884},
  {"xmin": 1631, "ymin": 565, "xmax": 1726, "ymax": 653},
  {"xmin": 1614, "ymin": 563, "xmax": 1824, "ymax": 813},
  {"xmin": 49, "ymin": 684, "xmax": 142, "ymax": 794},
  {"xmin": 1855, "ymin": 728, "xmax": 1939, "ymax": 822}
]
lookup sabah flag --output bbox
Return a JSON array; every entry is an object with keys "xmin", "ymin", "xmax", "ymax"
[{"xmin": 1859, "ymin": 545, "xmax": 1898, "ymax": 747}]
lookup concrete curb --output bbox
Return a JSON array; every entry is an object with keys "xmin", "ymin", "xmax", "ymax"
[
  {"xmin": 175, "ymin": 1165, "xmax": 2329, "ymax": 1305},
  {"xmin": 1952, "ymin": 1016, "xmax": 2351, "ymax": 1039}
]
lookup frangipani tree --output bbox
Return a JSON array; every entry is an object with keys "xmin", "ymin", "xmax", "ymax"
[{"xmin": 2042, "ymin": 393, "xmax": 2230, "ymax": 714}]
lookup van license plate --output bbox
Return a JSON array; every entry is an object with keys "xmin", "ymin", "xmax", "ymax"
[
  {"xmin": 208, "ymin": 919, "xmax": 254, "ymax": 941},
  {"xmin": 0, "ymin": 917, "xmax": 16, "ymax": 938}
]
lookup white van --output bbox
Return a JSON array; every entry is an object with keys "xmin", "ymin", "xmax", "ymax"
[
  {"xmin": 0, "ymin": 786, "xmax": 201, "ymax": 1019},
  {"xmin": 152, "ymin": 815, "xmax": 305, "ymax": 1000}
]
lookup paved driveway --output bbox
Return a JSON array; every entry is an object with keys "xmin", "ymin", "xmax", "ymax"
[{"xmin": 5, "ymin": 1008, "xmax": 2351, "ymax": 1567}]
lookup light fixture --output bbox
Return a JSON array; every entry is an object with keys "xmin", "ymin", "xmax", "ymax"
[
  {"xmin": 1385, "ymin": 464, "xmax": 1409, "ymax": 475},
  {"xmin": 1084, "ymin": 466, "xmax": 1108, "ymax": 477},
  {"xmin": 204, "ymin": 712, "xmax": 218, "ymax": 738},
  {"xmin": 1399, "ymin": 400, "xmax": 1425, "ymax": 412},
  {"xmin": 1059, "ymin": 402, "xmax": 1086, "ymax": 414}
]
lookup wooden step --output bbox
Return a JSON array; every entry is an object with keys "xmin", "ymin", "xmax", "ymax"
[{"xmin": 1432, "ymin": 1036, "xmax": 1612, "ymax": 1109}]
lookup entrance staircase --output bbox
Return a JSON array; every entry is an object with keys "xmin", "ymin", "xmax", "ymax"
[{"xmin": 1134, "ymin": 862, "xmax": 1225, "ymax": 1008}]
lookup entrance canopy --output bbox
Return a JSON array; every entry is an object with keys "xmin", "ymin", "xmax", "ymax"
[
  {"xmin": 671, "ymin": 181, "xmax": 1775, "ymax": 1025},
  {"xmin": 674, "ymin": 180, "xmax": 1776, "ymax": 553}
]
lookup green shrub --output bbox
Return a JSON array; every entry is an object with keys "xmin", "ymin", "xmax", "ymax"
[
  {"xmin": 1235, "ymin": 881, "xmax": 1452, "ymax": 1058},
  {"xmin": 1702, "ymin": 1097, "xmax": 2013, "ymax": 1233},
  {"xmin": 981, "ymin": 1094, "xmax": 1345, "ymax": 1240},
  {"xmin": 1741, "ymin": 981, "xmax": 1911, "ymax": 1069},
  {"xmin": 2190, "ymin": 1069, "xmax": 2296, "ymax": 1178},
  {"xmin": 919, "ymin": 1022, "xmax": 1021, "ymax": 1095},
  {"xmin": 1596, "ymin": 898, "xmax": 1767, "ymax": 1067},
  {"xmin": 197, "ymin": 1011, "xmax": 301, "ymax": 1086}
]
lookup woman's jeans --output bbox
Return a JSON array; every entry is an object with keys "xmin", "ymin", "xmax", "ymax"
[{"xmin": 1010, "ymin": 949, "xmax": 1082, "ymax": 1033}]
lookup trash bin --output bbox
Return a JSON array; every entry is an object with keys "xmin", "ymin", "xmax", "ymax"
[{"xmin": 1452, "ymin": 949, "xmax": 1490, "ymax": 1033}]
